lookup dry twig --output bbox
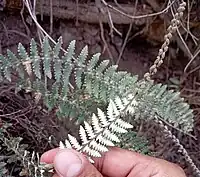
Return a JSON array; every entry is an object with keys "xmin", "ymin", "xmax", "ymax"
[
  {"xmin": 50, "ymin": 0, "xmax": 53, "ymax": 34},
  {"xmin": 99, "ymin": 18, "xmax": 114, "ymax": 63},
  {"xmin": 116, "ymin": 0, "xmax": 138, "ymax": 65},
  {"xmin": 23, "ymin": 0, "xmax": 74, "ymax": 90},
  {"xmin": 157, "ymin": 120, "xmax": 200, "ymax": 176},
  {"xmin": 101, "ymin": 0, "xmax": 176, "ymax": 20}
]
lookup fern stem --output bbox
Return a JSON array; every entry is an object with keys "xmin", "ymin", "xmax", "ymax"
[
  {"xmin": 156, "ymin": 119, "xmax": 200, "ymax": 177},
  {"xmin": 144, "ymin": 1, "xmax": 186, "ymax": 81},
  {"xmin": 155, "ymin": 113, "xmax": 196, "ymax": 139}
]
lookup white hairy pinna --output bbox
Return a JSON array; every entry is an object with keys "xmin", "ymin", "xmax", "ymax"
[{"xmin": 59, "ymin": 96, "xmax": 136, "ymax": 163}]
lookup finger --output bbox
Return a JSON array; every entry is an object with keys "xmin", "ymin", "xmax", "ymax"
[
  {"xmin": 41, "ymin": 148, "xmax": 103, "ymax": 177},
  {"xmin": 41, "ymin": 147, "xmax": 185, "ymax": 177},
  {"xmin": 94, "ymin": 147, "xmax": 152, "ymax": 177},
  {"xmin": 53, "ymin": 149, "xmax": 103, "ymax": 177},
  {"xmin": 40, "ymin": 148, "xmax": 59, "ymax": 163},
  {"xmin": 41, "ymin": 147, "xmax": 151, "ymax": 177},
  {"xmin": 94, "ymin": 147, "xmax": 186, "ymax": 177}
]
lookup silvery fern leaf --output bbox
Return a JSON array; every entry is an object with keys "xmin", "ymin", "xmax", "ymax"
[
  {"xmin": 79, "ymin": 125, "xmax": 88, "ymax": 144},
  {"xmin": 91, "ymin": 114, "xmax": 102, "ymax": 133},
  {"xmin": 59, "ymin": 97, "xmax": 135, "ymax": 162},
  {"xmin": 68, "ymin": 134, "xmax": 82, "ymax": 150},
  {"xmin": 84, "ymin": 121, "xmax": 95, "ymax": 139},
  {"xmin": 102, "ymin": 129, "xmax": 120, "ymax": 142},
  {"xmin": 97, "ymin": 108, "xmax": 109, "ymax": 127}
]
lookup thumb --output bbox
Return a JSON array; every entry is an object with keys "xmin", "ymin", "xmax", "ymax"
[{"xmin": 53, "ymin": 149, "xmax": 102, "ymax": 177}]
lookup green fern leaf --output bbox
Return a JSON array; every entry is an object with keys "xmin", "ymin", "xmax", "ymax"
[
  {"xmin": 99, "ymin": 65, "xmax": 118, "ymax": 101},
  {"xmin": 0, "ymin": 55, "xmax": 12, "ymax": 82},
  {"xmin": 30, "ymin": 39, "xmax": 41, "ymax": 79},
  {"xmin": 54, "ymin": 59, "xmax": 62, "ymax": 82},
  {"xmin": 64, "ymin": 40, "xmax": 76, "ymax": 64},
  {"xmin": 92, "ymin": 60, "xmax": 110, "ymax": 99},
  {"xmin": 84, "ymin": 54, "xmax": 101, "ymax": 94},
  {"xmin": 58, "ymin": 100, "xmax": 71, "ymax": 117},
  {"xmin": 0, "ymin": 162, "xmax": 9, "ymax": 177},
  {"xmin": 62, "ymin": 40, "xmax": 76, "ymax": 94},
  {"xmin": 7, "ymin": 49, "xmax": 25, "ymax": 79},
  {"xmin": 75, "ymin": 46, "xmax": 88, "ymax": 89},
  {"xmin": 84, "ymin": 73, "xmax": 93, "ymax": 95},
  {"xmin": 53, "ymin": 37, "xmax": 63, "ymax": 82},
  {"xmin": 42, "ymin": 37, "xmax": 52, "ymax": 79},
  {"xmin": 53, "ymin": 36, "xmax": 63, "ymax": 58},
  {"xmin": 32, "ymin": 79, "xmax": 46, "ymax": 95},
  {"xmin": 95, "ymin": 60, "xmax": 110, "ymax": 74},
  {"xmin": 18, "ymin": 43, "xmax": 32, "ymax": 76},
  {"xmin": 50, "ymin": 82, "xmax": 60, "ymax": 108},
  {"xmin": 87, "ymin": 53, "xmax": 101, "ymax": 70},
  {"xmin": 18, "ymin": 43, "xmax": 28, "ymax": 61},
  {"xmin": 75, "ymin": 66, "xmax": 83, "ymax": 89},
  {"xmin": 77, "ymin": 45, "xmax": 88, "ymax": 65},
  {"xmin": 62, "ymin": 63, "xmax": 73, "ymax": 95}
]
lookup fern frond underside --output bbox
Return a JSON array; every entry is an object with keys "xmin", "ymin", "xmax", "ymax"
[{"xmin": 59, "ymin": 96, "xmax": 137, "ymax": 162}]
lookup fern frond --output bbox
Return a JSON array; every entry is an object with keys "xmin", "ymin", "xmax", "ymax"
[
  {"xmin": 59, "ymin": 97, "xmax": 135, "ymax": 162},
  {"xmin": 134, "ymin": 82, "xmax": 194, "ymax": 132},
  {"xmin": 0, "ymin": 37, "xmax": 194, "ymax": 132}
]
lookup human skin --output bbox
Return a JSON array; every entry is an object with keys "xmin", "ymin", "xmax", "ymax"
[{"xmin": 41, "ymin": 147, "xmax": 186, "ymax": 177}]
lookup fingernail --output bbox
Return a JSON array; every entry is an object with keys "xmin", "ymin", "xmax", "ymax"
[{"xmin": 54, "ymin": 150, "xmax": 83, "ymax": 177}]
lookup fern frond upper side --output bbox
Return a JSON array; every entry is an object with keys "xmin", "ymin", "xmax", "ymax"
[{"xmin": 0, "ymin": 37, "xmax": 194, "ymax": 132}]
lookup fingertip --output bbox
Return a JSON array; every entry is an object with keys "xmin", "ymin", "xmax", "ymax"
[
  {"xmin": 40, "ymin": 148, "xmax": 59, "ymax": 163},
  {"xmin": 53, "ymin": 149, "xmax": 84, "ymax": 177}
]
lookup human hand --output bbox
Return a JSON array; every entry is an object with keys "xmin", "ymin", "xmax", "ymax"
[{"xmin": 41, "ymin": 147, "xmax": 186, "ymax": 177}]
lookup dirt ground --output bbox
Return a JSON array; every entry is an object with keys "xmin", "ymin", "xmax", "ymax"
[{"xmin": 0, "ymin": 1, "xmax": 200, "ymax": 176}]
